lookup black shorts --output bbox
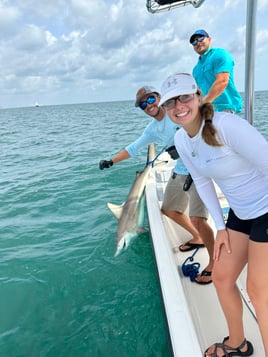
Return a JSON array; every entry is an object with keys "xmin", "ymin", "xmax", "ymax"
[{"xmin": 226, "ymin": 208, "xmax": 268, "ymax": 243}]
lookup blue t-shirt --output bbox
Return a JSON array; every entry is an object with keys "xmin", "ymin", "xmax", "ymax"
[
  {"xmin": 193, "ymin": 48, "xmax": 242, "ymax": 113},
  {"xmin": 125, "ymin": 114, "xmax": 188, "ymax": 175}
]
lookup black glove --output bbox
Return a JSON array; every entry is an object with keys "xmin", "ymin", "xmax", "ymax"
[
  {"xmin": 183, "ymin": 173, "xmax": 193, "ymax": 191},
  {"xmin": 166, "ymin": 145, "xmax": 179, "ymax": 160},
  {"xmin": 99, "ymin": 159, "xmax": 113, "ymax": 170}
]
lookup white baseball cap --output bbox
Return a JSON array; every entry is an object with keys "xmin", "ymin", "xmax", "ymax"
[{"xmin": 159, "ymin": 73, "xmax": 198, "ymax": 106}]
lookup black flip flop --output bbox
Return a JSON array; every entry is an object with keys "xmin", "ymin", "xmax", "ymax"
[
  {"xmin": 195, "ymin": 269, "xmax": 212, "ymax": 285},
  {"xmin": 179, "ymin": 240, "xmax": 205, "ymax": 252}
]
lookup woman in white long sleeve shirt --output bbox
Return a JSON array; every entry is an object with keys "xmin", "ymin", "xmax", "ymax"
[{"xmin": 159, "ymin": 73, "xmax": 268, "ymax": 357}]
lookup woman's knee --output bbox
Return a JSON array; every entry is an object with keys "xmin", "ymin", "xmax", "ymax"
[{"xmin": 212, "ymin": 265, "xmax": 237, "ymax": 291}]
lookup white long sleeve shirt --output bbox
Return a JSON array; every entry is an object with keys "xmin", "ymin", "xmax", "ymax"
[{"xmin": 174, "ymin": 112, "xmax": 268, "ymax": 230}]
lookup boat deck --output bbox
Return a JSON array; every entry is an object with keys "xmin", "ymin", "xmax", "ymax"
[{"xmin": 145, "ymin": 154, "xmax": 264, "ymax": 356}]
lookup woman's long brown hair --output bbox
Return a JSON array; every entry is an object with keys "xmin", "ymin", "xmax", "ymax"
[{"xmin": 199, "ymin": 102, "xmax": 222, "ymax": 147}]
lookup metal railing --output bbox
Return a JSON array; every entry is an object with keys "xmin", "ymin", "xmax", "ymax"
[{"xmin": 146, "ymin": 0, "xmax": 206, "ymax": 13}]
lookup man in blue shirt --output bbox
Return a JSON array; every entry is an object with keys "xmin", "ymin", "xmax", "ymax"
[
  {"xmin": 190, "ymin": 29, "xmax": 242, "ymax": 113},
  {"xmin": 99, "ymin": 86, "xmax": 215, "ymax": 284}
]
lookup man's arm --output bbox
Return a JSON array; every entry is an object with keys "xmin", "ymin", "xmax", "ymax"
[
  {"xmin": 202, "ymin": 72, "xmax": 230, "ymax": 104},
  {"xmin": 111, "ymin": 149, "xmax": 130, "ymax": 164},
  {"xmin": 99, "ymin": 122, "xmax": 155, "ymax": 170},
  {"xmin": 99, "ymin": 149, "xmax": 130, "ymax": 170}
]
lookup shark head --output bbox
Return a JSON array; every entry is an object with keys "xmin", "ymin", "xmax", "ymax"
[{"xmin": 114, "ymin": 231, "xmax": 137, "ymax": 256}]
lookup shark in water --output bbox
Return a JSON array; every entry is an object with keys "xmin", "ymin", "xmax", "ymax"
[{"xmin": 108, "ymin": 143, "xmax": 156, "ymax": 256}]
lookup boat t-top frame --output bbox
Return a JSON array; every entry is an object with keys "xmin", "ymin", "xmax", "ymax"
[{"xmin": 146, "ymin": 0, "xmax": 206, "ymax": 14}]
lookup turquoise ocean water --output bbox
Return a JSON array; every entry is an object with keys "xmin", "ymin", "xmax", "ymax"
[{"xmin": 0, "ymin": 92, "xmax": 267, "ymax": 357}]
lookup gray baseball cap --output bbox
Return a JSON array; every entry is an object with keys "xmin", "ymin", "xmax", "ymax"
[{"xmin": 135, "ymin": 85, "xmax": 159, "ymax": 107}]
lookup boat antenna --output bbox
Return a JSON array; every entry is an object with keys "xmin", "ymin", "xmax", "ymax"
[{"xmin": 245, "ymin": 0, "xmax": 257, "ymax": 125}]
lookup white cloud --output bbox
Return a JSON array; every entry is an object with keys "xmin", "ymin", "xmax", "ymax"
[
  {"xmin": 0, "ymin": 0, "xmax": 267, "ymax": 108},
  {"xmin": 14, "ymin": 24, "xmax": 48, "ymax": 50},
  {"xmin": 258, "ymin": 0, "xmax": 268, "ymax": 10},
  {"xmin": 0, "ymin": 3, "xmax": 20, "ymax": 35}
]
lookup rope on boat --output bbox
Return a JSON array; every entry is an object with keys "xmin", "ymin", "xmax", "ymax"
[
  {"xmin": 181, "ymin": 248, "xmax": 200, "ymax": 282},
  {"xmin": 146, "ymin": 145, "xmax": 168, "ymax": 167}
]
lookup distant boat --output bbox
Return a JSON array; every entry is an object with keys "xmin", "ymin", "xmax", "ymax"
[{"xmin": 34, "ymin": 102, "xmax": 40, "ymax": 107}]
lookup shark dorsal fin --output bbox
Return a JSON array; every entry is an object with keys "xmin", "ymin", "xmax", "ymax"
[{"xmin": 107, "ymin": 202, "xmax": 125, "ymax": 220}]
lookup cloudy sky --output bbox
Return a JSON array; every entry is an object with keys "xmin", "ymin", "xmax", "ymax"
[{"xmin": 1, "ymin": 0, "xmax": 268, "ymax": 108}]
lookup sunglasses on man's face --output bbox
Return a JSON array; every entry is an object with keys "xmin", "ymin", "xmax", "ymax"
[
  {"xmin": 191, "ymin": 36, "xmax": 205, "ymax": 46},
  {"xmin": 139, "ymin": 95, "xmax": 157, "ymax": 110}
]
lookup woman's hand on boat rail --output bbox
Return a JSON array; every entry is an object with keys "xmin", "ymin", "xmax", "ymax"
[{"xmin": 214, "ymin": 229, "xmax": 231, "ymax": 261}]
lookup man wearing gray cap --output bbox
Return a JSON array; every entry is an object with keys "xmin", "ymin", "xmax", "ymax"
[
  {"xmin": 99, "ymin": 85, "xmax": 214, "ymax": 283},
  {"xmin": 190, "ymin": 29, "xmax": 242, "ymax": 113}
]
